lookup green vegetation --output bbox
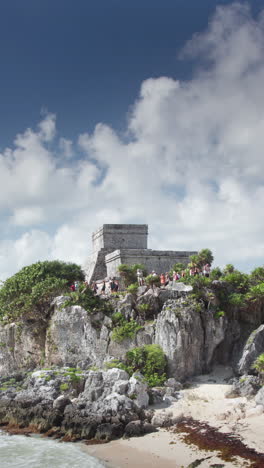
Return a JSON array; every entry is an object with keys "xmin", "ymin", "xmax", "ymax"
[
  {"xmin": 145, "ymin": 274, "xmax": 160, "ymax": 288},
  {"xmin": 62, "ymin": 283, "xmax": 112, "ymax": 315},
  {"xmin": 118, "ymin": 263, "xmax": 146, "ymax": 287},
  {"xmin": 171, "ymin": 262, "xmax": 186, "ymax": 274},
  {"xmin": 59, "ymin": 383, "xmax": 69, "ymax": 392},
  {"xmin": 112, "ymin": 319, "xmax": 142, "ymax": 343},
  {"xmin": 252, "ymin": 353, "xmax": 264, "ymax": 382},
  {"xmin": 126, "ymin": 283, "xmax": 139, "ymax": 295},
  {"xmin": 104, "ymin": 344, "xmax": 167, "ymax": 387},
  {"xmin": 178, "ymin": 259, "xmax": 264, "ymax": 316},
  {"xmin": 126, "ymin": 344, "xmax": 167, "ymax": 387},
  {"xmin": 0, "ymin": 260, "xmax": 85, "ymax": 322},
  {"xmin": 189, "ymin": 248, "xmax": 214, "ymax": 269},
  {"xmin": 137, "ymin": 303, "xmax": 150, "ymax": 319}
]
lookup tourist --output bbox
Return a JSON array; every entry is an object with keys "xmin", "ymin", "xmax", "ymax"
[
  {"xmin": 114, "ymin": 280, "xmax": 119, "ymax": 292},
  {"xmin": 137, "ymin": 269, "xmax": 144, "ymax": 286},
  {"xmin": 110, "ymin": 279, "xmax": 116, "ymax": 293},
  {"xmin": 165, "ymin": 273, "xmax": 170, "ymax": 286},
  {"xmin": 160, "ymin": 273, "xmax": 166, "ymax": 287},
  {"xmin": 92, "ymin": 282, "xmax": 98, "ymax": 294},
  {"xmin": 74, "ymin": 281, "xmax": 79, "ymax": 291},
  {"xmin": 152, "ymin": 270, "xmax": 157, "ymax": 276},
  {"xmin": 70, "ymin": 283, "xmax": 75, "ymax": 292},
  {"xmin": 203, "ymin": 264, "xmax": 211, "ymax": 277},
  {"xmin": 101, "ymin": 281, "xmax": 106, "ymax": 294}
]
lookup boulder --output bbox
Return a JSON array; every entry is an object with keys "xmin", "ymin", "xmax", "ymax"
[
  {"xmin": 151, "ymin": 411, "xmax": 174, "ymax": 427},
  {"xmin": 124, "ymin": 420, "xmax": 143, "ymax": 437},
  {"xmin": 225, "ymin": 375, "xmax": 261, "ymax": 399},
  {"xmin": 164, "ymin": 378, "xmax": 182, "ymax": 391},
  {"xmin": 95, "ymin": 422, "xmax": 123, "ymax": 441},
  {"xmin": 237, "ymin": 324, "xmax": 264, "ymax": 375},
  {"xmin": 255, "ymin": 386, "xmax": 264, "ymax": 407},
  {"xmin": 53, "ymin": 395, "xmax": 71, "ymax": 411},
  {"xmin": 128, "ymin": 372, "xmax": 149, "ymax": 409},
  {"xmin": 117, "ymin": 293, "xmax": 136, "ymax": 320}
]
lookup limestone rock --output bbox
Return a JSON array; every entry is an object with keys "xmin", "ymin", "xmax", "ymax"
[
  {"xmin": 237, "ymin": 324, "xmax": 264, "ymax": 375},
  {"xmin": 225, "ymin": 375, "xmax": 261, "ymax": 399},
  {"xmin": 155, "ymin": 299, "xmax": 225, "ymax": 380},
  {"xmin": 45, "ymin": 301, "xmax": 110, "ymax": 368},
  {"xmin": 128, "ymin": 372, "xmax": 149, "ymax": 409},
  {"xmin": 255, "ymin": 386, "xmax": 264, "ymax": 407},
  {"xmin": 117, "ymin": 293, "xmax": 136, "ymax": 320}
]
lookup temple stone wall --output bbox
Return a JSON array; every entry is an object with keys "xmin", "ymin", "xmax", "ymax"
[
  {"xmin": 105, "ymin": 249, "xmax": 197, "ymax": 278},
  {"xmin": 92, "ymin": 224, "xmax": 148, "ymax": 252},
  {"xmin": 84, "ymin": 224, "xmax": 197, "ymax": 282}
]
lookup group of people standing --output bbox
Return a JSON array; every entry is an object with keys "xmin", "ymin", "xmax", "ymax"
[
  {"xmin": 70, "ymin": 279, "xmax": 119, "ymax": 295},
  {"xmin": 136, "ymin": 263, "xmax": 212, "ymax": 288},
  {"xmin": 70, "ymin": 263, "xmax": 211, "ymax": 295}
]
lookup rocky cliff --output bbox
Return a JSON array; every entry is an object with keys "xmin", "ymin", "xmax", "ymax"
[
  {"xmin": 1, "ymin": 284, "xmax": 263, "ymax": 381},
  {"xmin": 1, "ymin": 283, "xmax": 264, "ymax": 441}
]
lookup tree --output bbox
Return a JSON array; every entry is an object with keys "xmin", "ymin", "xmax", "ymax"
[
  {"xmin": 118, "ymin": 263, "xmax": 146, "ymax": 287},
  {"xmin": 0, "ymin": 260, "xmax": 85, "ymax": 322},
  {"xmin": 189, "ymin": 249, "xmax": 214, "ymax": 270},
  {"xmin": 250, "ymin": 267, "xmax": 264, "ymax": 284},
  {"xmin": 145, "ymin": 274, "xmax": 161, "ymax": 289},
  {"xmin": 171, "ymin": 262, "xmax": 186, "ymax": 273},
  {"xmin": 223, "ymin": 264, "xmax": 235, "ymax": 275}
]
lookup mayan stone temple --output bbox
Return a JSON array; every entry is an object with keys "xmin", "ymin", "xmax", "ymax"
[{"xmin": 85, "ymin": 224, "xmax": 197, "ymax": 283}]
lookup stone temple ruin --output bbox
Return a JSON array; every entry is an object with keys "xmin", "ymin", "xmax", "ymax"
[{"xmin": 85, "ymin": 224, "xmax": 197, "ymax": 283}]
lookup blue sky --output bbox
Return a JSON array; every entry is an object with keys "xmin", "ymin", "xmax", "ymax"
[
  {"xmin": 1, "ymin": 1, "xmax": 264, "ymax": 278},
  {"xmin": 1, "ymin": 0, "xmax": 257, "ymax": 147}
]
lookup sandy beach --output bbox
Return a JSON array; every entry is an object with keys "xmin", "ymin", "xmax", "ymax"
[{"xmin": 83, "ymin": 366, "xmax": 264, "ymax": 468}]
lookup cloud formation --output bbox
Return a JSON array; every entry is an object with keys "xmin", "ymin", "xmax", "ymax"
[{"xmin": 1, "ymin": 2, "xmax": 264, "ymax": 279}]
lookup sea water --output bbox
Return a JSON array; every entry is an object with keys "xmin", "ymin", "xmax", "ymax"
[{"xmin": 0, "ymin": 430, "xmax": 104, "ymax": 468}]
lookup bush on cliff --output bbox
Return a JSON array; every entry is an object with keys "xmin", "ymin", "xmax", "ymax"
[
  {"xmin": 105, "ymin": 344, "xmax": 167, "ymax": 387},
  {"xmin": 0, "ymin": 260, "xmax": 85, "ymax": 322},
  {"xmin": 62, "ymin": 283, "xmax": 113, "ymax": 315},
  {"xmin": 252, "ymin": 353, "xmax": 264, "ymax": 383},
  {"xmin": 126, "ymin": 344, "xmax": 167, "ymax": 387},
  {"xmin": 118, "ymin": 263, "xmax": 146, "ymax": 287},
  {"xmin": 111, "ymin": 318, "xmax": 142, "ymax": 342}
]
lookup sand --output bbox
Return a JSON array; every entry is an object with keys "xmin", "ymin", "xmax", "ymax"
[{"xmin": 82, "ymin": 366, "xmax": 264, "ymax": 468}]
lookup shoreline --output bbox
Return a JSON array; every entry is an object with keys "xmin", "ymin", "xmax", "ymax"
[
  {"xmin": 1, "ymin": 365, "xmax": 263, "ymax": 467},
  {"xmin": 82, "ymin": 366, "xmax": 264, "ymax": 468}
]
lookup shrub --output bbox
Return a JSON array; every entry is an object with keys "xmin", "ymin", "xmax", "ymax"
[
  {"xmin": 223, "ymin": 264, "xmax": 235, "ymax": 275},
  {"xmin": 170, "ymin": 262, "xmax": 186, "ymax": 275},
  {"xmin": 250, "ymin": 267, "xmax": 264, "ymax": 284},
  {"xmin": 137, "ymin": 303, "xmax": 150, "ymax": 318},
  {"xmin": 224, "ymin": 271, "xmax": 249, "ymax": 292},
  {"xmin": 111, "ymin": 311, "xmax": 124, "ymax": 325},
  {"xmin": 189, "ymin": 249, "xmax": 214, "ymax": 270},
  {"xmin": 252, "ymin": 353, "xmax": 264, "ymax": 382},
  {"xmin": 59, "ymin": 383, "xmax": 69, "ymax": 392},
  {"xmin": 145, "ymin": 274, "xmax": 160, "ymax": 288},
  {"xmin": 125, "ymin": 344, "xmax": 167, "ymax": 387},
  {"xmin": 127, "ymin": 283, "xmax": 139, "ymax": 294},
  {"xmin": 62, "ymin": 283, "xmax": 111, "ymax": 315},
  {"xmin": 0, "ymin": 260, "xmax": 84, "ymax": 322},
  {"xmin": 246, "ymin": 283, "xmax": 264, "ymax": 303},
  {"xmin": 118, "ymin": 264, "xmax": 146, "ymax": 287},
  {"xmin": 210, "ymin": 267, "xmax": 222, "ymax": 280},
  {"xmin": 112, "ymin": 320, "xmax": 142, "ymax": 343},
  {"xmin": 228, "ymin": 293, "xmax": 245, "ymax": 307}
]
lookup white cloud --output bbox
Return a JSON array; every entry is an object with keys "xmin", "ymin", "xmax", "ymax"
[{"xmin": 0, "ymin": 2, "xmax": 264, "ymax": 279}]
